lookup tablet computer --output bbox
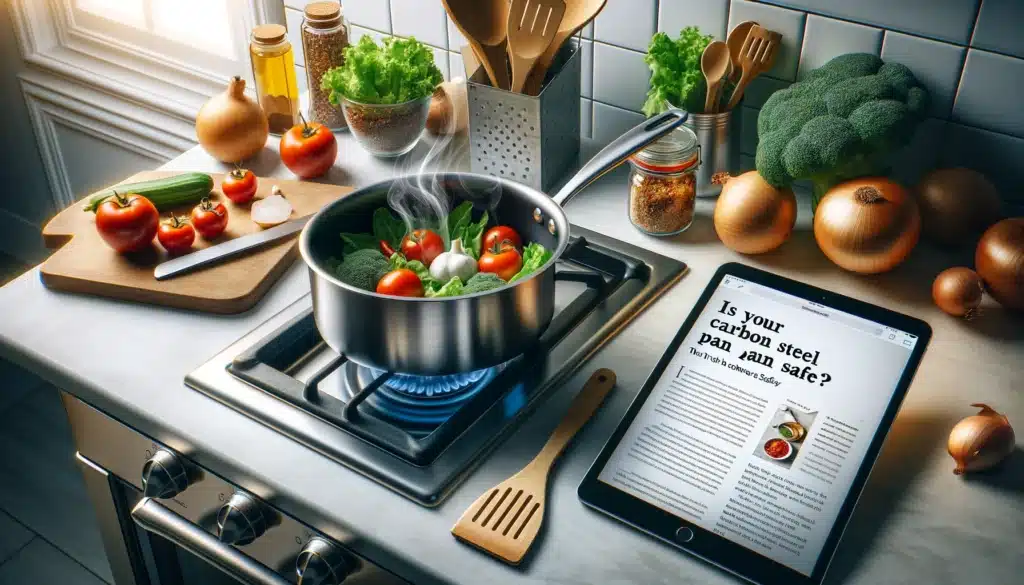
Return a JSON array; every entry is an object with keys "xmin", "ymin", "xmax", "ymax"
[{"xmin": 579, "ymin": 262, "xmax": 931, "ymax": 585}]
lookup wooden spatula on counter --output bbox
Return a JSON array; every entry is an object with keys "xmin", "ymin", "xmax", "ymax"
[
  {"xmin": 452, "ymin": 368, "xmax": 616, "ymax": 564},
  {"xmin": 726, "ymin": 25, "xmax": 781, "ymax": 110},
  {"xmin": 507, "ymin": 0, "xmax": 567, "ymax": 94}
]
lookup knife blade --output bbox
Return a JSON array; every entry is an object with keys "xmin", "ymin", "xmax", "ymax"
[{"xmin": 154, "ymin": 215, "xmax": 313, "ymax": 281}]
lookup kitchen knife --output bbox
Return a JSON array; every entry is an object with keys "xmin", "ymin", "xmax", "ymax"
[{"xmin": 154, "ymin": 215, "xmax": 312, "ymax": 281}]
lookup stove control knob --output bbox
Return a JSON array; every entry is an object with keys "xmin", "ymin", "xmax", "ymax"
[
  {"xmin": 141, "ymin": 450, "xmax": 189, "ymax": 499},
  {"xmin": 216, "ymin": 492, "xmax": 267, "ymax": 546},
  {"xmin": 296, "ymin": 538, "xmax": 357, "ymax": 585}
]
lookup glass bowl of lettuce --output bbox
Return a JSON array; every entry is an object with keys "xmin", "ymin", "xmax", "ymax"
[{"xmin": 321, "ymin": 36, "xmax": 443, "ymax": 157}]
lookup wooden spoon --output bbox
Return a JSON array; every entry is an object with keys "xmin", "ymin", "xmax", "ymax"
[
  {"xmin": 522, "ymin": 0, "xmax": 608, "ymax": 96},
  {"xmin": 726, "ymin": 21, "xmax": 757, "ymax": 84},
  {"xmin": 726, "ymin": 26, "xmax": 781, "ymax": 110},
  {"xmin": 507, "ymin": 0, "xmax": 568, "ymax": 94},
  {"xmin": 701, "ymin": 41, "xmax": 731, "ymax": 113},
  {"xmin": 442, "ymin": 0, "xmax": 512, "ymax": 90}
]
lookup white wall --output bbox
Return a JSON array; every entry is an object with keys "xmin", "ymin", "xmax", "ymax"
[{"xmin": 0, "ymin": 1, "xmax": 50, "ymax": 261}]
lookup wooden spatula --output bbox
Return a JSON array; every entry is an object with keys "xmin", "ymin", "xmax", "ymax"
[
  {"xmin": 522, "ymin": 0, "xmax": 608, "ymax": 95},
  {"xmin": 452, "ymin": 368, "xmax": 616, "ymax": 564},
  {"xmin": 507, "ymin": 0, "xmax": 567, "ymax": 94},
  {"xmin": 726, "ymin": 25, "xmax": 781, "ymax": 110},
  {"xmin": 443, "ymin": 0, "xmax": 512, "ymax": 90}
]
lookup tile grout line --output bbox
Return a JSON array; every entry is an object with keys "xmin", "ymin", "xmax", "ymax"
[
  {"xmin": 967, "ymin": 0, "xmax": 984, "ymax": 47},
  {"xmin": 0, "ymin": 535, "xmax": 37, "ymax": 568}
]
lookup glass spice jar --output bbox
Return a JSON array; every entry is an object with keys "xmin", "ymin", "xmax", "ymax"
[
  {"xmin": 300, "ymin": 1, "xmax": 349, "ymax": 131},
  {"xmin": 249, "ymin": 24, "xmax": 300, "ymax": 134},
  {"xmin": 628, "ymin": 127, "xmax": 700, "ymax": 235}
]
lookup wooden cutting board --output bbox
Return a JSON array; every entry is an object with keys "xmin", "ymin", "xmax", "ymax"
[{"xmin": 41, "ymin": 171, "xmax": 353, "ymax": 314}]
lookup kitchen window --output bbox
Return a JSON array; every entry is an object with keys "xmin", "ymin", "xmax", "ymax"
[{"xmin": 11, "ymin": 0, "xmax": 287, "ymax": 119}]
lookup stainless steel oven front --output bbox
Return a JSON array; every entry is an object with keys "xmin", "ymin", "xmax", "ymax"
[{"xmin": 62, "ymin": 392, "xmax": 407, "ymax": 585}]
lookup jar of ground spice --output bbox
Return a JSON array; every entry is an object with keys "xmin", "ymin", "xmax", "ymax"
[
  {"xmin": 628, "ymin": 127, "xmax": 700, "ymax": 235},
  {"xmin": 300, "ymin": 1, "xmax": 349, "ymax": 130}
]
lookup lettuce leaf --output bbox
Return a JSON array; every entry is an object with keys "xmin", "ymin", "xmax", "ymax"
[
  {"xmin": 447, "ymin": 201, "xmax": 489, "ymax": 258},
  {"xmin": 386, "ymin": 253, "xmax": 444, "ymax": 292},
  {"xmin": 424, "ymin": 277, "xmax": 464, "ymax": 298},
  {"xmin": 321, "ymin": 36, "xmax": 443, "ymax": 105},
  {"xmin": 508, "ymin": 243, "xmax": 553, "ymax": 283},
  {"xmin": 642, "ymin": 27, "xmax": 712, "ymax": 116}
]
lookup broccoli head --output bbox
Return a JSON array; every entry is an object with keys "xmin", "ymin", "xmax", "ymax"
[
  {"xmin": 463, "ymin": 272, "xmax": 506, "ymax": 294},
  {"xmin": 332, "ymin": 249, "xmax": 390, "ymax": 291},
  {"xmin": 756, "ymin": 53, "xmax": 930, "ymax": 207}
]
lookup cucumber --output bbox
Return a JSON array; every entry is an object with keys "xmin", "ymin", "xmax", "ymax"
[{"xmin": 83, "ymin": 172, "xmax": 214, "ymax": 212}]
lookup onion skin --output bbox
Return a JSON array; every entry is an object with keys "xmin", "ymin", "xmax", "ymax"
[
  {"xmin": 915, "ymin": 168, "xmax": 1001, "ymax": 248},
  {"xmin": 196, "ymin": 76, "xmax": 269, "ymax": 163},
  {"xmin": 975, "ymin": 218, "xmax": 1024, "ymax": 310},
  {"xmin": 948, "ymin": 403, "xmax": 1015, "ymax": 475},
  {"xmin": 713, "ymin": 171, "xmax": 797, "ymax": 254},
  {"xmin": 932, "ymin": 267, "xmax": 984, "ymax": 318},
  {"xmin": 813, "ymin": 177, "xmax": 920, "ymax": 274}
]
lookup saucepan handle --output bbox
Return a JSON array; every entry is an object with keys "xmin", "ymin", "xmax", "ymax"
[{"xmin": 551, "ymin": 109, "xmax": 689, "ymax": 208}]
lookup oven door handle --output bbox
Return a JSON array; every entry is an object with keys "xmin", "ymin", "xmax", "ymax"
[{"xmin": 131, "ymin": 498, "xmax": 291, "ymax": 585}]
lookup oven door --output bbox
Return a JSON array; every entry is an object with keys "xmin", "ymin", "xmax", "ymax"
[{"xmin": 77, "ymin": 453, "xmax": 288, "ymax": 585}]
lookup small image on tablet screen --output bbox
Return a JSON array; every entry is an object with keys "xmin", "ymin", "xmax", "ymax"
[{"xmin": 597, "ymin": 275, "xmax": 918, "ymax": 576}]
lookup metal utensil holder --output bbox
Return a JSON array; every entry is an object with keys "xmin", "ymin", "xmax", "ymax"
[
  {"xmin": 467, "ymin": 39, "xmax": 582, "ymax": 191},
  {"xmin": 683, "ymin": 108, "xmax": 743, "ymax": 198}
]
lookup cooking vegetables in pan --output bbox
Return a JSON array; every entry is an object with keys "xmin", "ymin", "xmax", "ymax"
[{"xmin": 333, "ymin": 202, "xmax": 553, "ymax": 297}]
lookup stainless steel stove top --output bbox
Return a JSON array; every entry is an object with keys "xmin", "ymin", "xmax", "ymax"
[{"xmin": 185, "ymin": 226, "xmax": 686, "ymax": 506}]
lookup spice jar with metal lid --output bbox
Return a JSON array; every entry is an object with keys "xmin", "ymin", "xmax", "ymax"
[
  {"xmin": 628, "ymin": 126, "xmax": 700, "ymax": 235},
  {"xmin": 249, "ymin": 24, "xmax": 299, "ymax": 134},
  {"xmin": 301, "ymin": 1, "xmax": 349, "ymax": 130}
]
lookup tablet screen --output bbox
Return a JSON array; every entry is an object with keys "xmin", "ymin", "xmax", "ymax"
[{"xmin": 597, "ymin": 274, "xmax": 919, "ymax": 576}]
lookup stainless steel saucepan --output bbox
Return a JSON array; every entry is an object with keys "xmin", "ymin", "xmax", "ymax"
[{"xmin": 299, "ymin": 109, "xmax": 688, "ymax": 375}]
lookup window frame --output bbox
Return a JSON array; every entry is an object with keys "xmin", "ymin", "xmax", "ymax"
[{"xmin": 9, "ymin": 0, "xmax": 286, "ymax": 125}]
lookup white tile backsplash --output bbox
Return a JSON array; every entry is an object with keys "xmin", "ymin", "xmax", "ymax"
[
  {"xmin": 797, "ymin": 15, "xmax": 882, "ymax": 80},
  {"xmin": 727, "ymin": 0, "xmax": 807, "ymax": 81},
  {"xmin": 285, "ymin": 7, "xmax": 305, "ymax": 67},
  {"xmin": 341, "ymin": 0, "xmax": 392, "ymax": 33},
  {"xmin": 659, "ymin": 0, "xmax": 729, "ymax": 41},
  {"xmin": 593, "ymin": 0, "xmax": 656, "ymax": 52},
  {"xmin": 329, "ymin": 0, "xmax": 1024, "ymax": 202},
  {"xmin": 592, "ymin": 101, "xmax": 644, "ymax": 145},
  {"xmin": 592, "ymin": 43, "xmax": 650, "ymax": 111},
  {"xmin": 390, "ymin": 0, "xmax": 447, "ymax": 48}
]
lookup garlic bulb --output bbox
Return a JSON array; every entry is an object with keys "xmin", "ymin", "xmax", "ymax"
[
  {"xmin": 430, "ymin": 239, "xmax": 477, "ymax": 282},
  {"xmin": 948, "ymin": 403, "xmax": 1015, "ymax": 475}
]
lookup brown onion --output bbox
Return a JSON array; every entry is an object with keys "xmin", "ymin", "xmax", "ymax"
[
  {"xmin": 915, "ymin": 168, "xmax": 1001, "ymax": 248},
  {"xmin": 975, "ymin": 217, "xmax": 1024, "ymax": 310},
  {"xmin": 813, "ymin": 178, "xmax": 920, "ymax": 274},
  {"xmin": 713, "ymin": 171, "xmax": 797, "ymax": 254},
  {"xmin": 196, "ymin": 76, "xmax": 269, "ymax": 163},
  {"xmin": 932, "ymin": 267, "xmax": 984, "ymax": 318},
  {"xmin": 948, "ymin": 403, "xmax": 1015, "ymax": 475}
]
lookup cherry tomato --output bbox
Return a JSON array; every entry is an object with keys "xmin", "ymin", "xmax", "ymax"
[
  {"xmin": 157, "ymin": 216, "xmax": 195, "ymax": 255},
  {"xmin": 483, "ymin": 225, "xmax": 522, "ymax": 251},
  {"xmin": 94, "ymin": 191, "xmax": 159, "ymax": 253},
  {"xmin": 280, "ymin": 117, "xmax": 337, "ymax": 179},
  {"xmin": 222, "ymin": 168, "xmax": 257, "ymax": 204},
  {"xmin": 401, "ymin": 229, "xmax": 445, "ymax": 267},
  {"xmin": 478, "ymin": 241, "xmax": 523, "ymax": 281},
  {"xmin": 379, "ymin": 240, "xmax": 397, "ymax": 258},
  {"xmin": 191, "ymin": 198, "xmax": 229, "ymax": 239},
  {"xmin": 376, "ymin": 269, "xmax": 424, "ymax": 297}
]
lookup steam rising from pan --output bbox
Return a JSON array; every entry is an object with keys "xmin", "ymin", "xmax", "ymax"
[{"xmin": 386, "ymin": 82, "xmax": 502, "ymax": 245}]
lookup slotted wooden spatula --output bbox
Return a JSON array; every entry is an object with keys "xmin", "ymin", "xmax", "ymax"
[
  {"xmin": 452, "ymin": 368, "xmax": 616, "ymax": 564},
  {"xmin": 507, "ymin": 0, "xmax": 567, "ymax": 93},
  {"xmin": 726, "ymin": 25, "xmax": 781, "ymax": 110}
]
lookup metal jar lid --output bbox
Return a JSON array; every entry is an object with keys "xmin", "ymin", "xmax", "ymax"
[
  {"xmin": 304, "ymin": 1, "xmax": 342, "ymax": 27},
  {"xmin": 251, "ymin": 24, "xmax": 287, "ymax": 45},
  {"xmin": 630, "ymin": 126, "xmax": 699, "ymax": 173}
]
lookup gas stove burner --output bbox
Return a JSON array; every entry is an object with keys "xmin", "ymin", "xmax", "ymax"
[
  {"xmin": 368, "ymin": 366, "xmax": 495, "ymax": 397},
  {"xmin": 344, "ymin": 363, "xmax": 504, "ymax": 429}
]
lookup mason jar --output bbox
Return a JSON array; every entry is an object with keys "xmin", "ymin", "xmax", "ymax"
[
  {"xmin": 300, "ymin": 1, "xmax": 349, "ymax": 130},
  {"xmin": 627, "ymin": 126, "xmax": 700, "ymax": 235}
]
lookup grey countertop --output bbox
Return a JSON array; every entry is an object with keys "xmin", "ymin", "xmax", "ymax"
[{"xmin": 1, "ymin": 132, "xmax": 1022, "ymax": 585}]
